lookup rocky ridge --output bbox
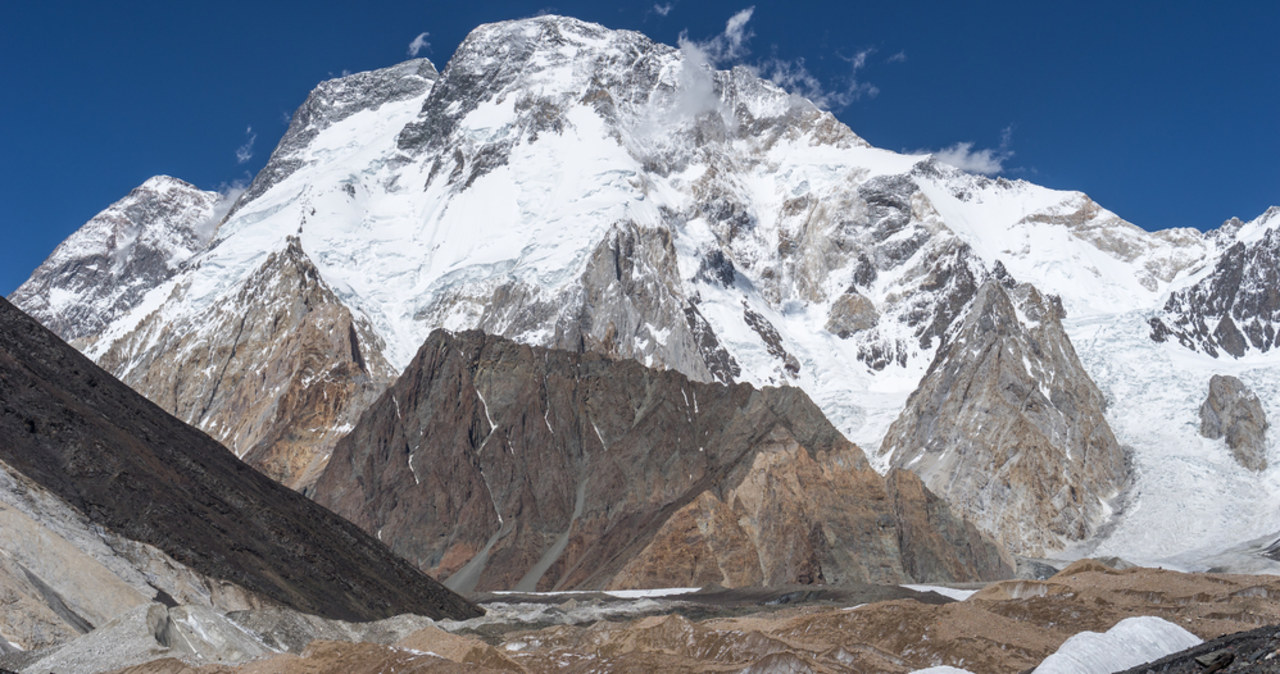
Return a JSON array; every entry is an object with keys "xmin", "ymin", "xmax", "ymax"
[
  {"xmin": 85, "ymin": 562, "xmax": 1280, "ymax": 674},
  {"xmin": 312, "ymin": 329, "xmax": 1011, "ymax": 593},
  {"xmin": 10, "ymin": 176, "xmax": 223, "ymax": 344},
  {"xmin": 93, "ymin": 237, "xmax": 395, "ymax": 489},
  {"xmin": 1151, "ymin": 207, "xmax": 1280, "ymax": 358},
  {"xmin": 883, "ymin": 279, "xmax": 1127, "ymax": 555}
]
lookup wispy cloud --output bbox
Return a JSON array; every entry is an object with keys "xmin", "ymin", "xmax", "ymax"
[
  {"xmin": 407, "ymin": 32, "xmax": 431, "ymax": 57},
  {"xmin": 671, "ymin": 7, "xmax": 883, "ymax": 112},
  {"xmin": 760, "ymin": 47, "xmax": 878, "ymax": 109},
  {"xmin": 887, "ymin": 50, "xmax": 906, "ymax": 63},
  {"xmin": 653, "ymin": 2, "xmax": 673, "ymax": 17},
  {"xmin": 722, "ymin": 7, "xmax": 754, "ymax": 59},
  {"xmin": 235, "ymin": 126, "xmax": 256, "ymax": 164},
  {"xmin": 678, "ymin": 6, "xmax": 755, "ymax": 64},
  {"xmin": 926, "ymin": 126, "xmax": 1015, "ymax": 175}
]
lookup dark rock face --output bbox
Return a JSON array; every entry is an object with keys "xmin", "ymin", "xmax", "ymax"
[
  {"xmin": 312, "ymin": 330, "xmax": 1011, "ymax": 593},
  {"xmin": 743, "ymin": 303, "xmax": 800, "ymax": 376},
  {"xmin": 0, "ymin": 298, "xmax": 478, "ymax": 622},
  {"xmin": 696, "ymin": 249, "xmax": 737, "ymax": 287},
  {"xmin": 1151, "ymin": 217, "xmax": 1280, "ymax": 357},
  {"xmin": 1199, "ymin": 374, "xmax": 1269, "ymax": 471},
  {"xmin": 1117, "ymin": 624, "xmax": 1280, "ymax": 674},
  {"xmin": 883, "ymin": 280, "xmax": 1127, "ymax": 555}
]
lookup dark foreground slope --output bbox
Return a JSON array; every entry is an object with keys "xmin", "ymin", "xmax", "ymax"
[
  {"xmin": 0, "ymin": 297, "xmax": 479, "ymax": 622},
  {"xmin": 1119, "ymin": 623, "xmax": 1280, "ymax": 673},
  {"xmin": 314, "ymin": 329, "xmax": 1011, "ymax": 593}
]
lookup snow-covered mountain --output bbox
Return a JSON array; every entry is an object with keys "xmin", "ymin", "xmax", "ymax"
[
  {"xmin": 13, "ymin": 15, "xmax": 1280, "ymax": 567},
  {"xmin": 11, "ymin": 175, "xmax": 226, "ymax": 343}
]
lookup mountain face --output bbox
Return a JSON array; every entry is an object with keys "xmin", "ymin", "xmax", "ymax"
[
  {"xmin": 1150, "ymin": 207, "xmax": 1280, "ymax": 358},
  {"xmin": 93, "ymin": 236, "xmax": 395, "ymax": 490},
  {"xmin": 11, "ymin": 14, "xmax": 1280, "ymax": 567},
  {"xmin": 0, "ymin": 297, "xmax": 479, "ymax": 639},
  {"xmin": 10, "ymin": 175, "xmax": 223, "ymax": 344},
  {"xmin": 312, "ymin": 329, "xmax": 1011, "ymax": 592},
  {"xmin": 882, "ymin": 279, "xmax": 1127, "ymax": 556}
]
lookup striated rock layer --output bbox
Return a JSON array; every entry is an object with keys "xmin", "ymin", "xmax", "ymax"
[
  {"xmin": 0, "ymin": 297, "xmax": 479, "ymax": 628},
  {"xmin": 883, "ymin": 279, "xmax": 1127, "ymax": 556},
  {"xmin": 312, "ymin": 329, "xmax": 1011, "ymax": 592}
]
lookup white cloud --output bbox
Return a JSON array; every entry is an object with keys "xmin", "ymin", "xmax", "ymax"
[
  {"xmin": 932, "ymin": 142, "xmax": 1007, "ymax": 174},
  {"xmin": 662, "ymin": 7, "xmax": 757, "ymax": 127},
  {"xmin": 235, "ymin": 126, "xmax": 256, "ymax": 164},
  {"xmin": 887, "ymin": 50, "xmax": 907, "ymax": 63},
  {"xmin": 407, "ymin": 32, "xmax": 431, "ymax": 57},
  {"xmin": 926, "ymin": 126, "xmax": 1015, "ymax": 175},
  {"xmin": 653, "ymin": 2, "xmax": 673, "ymax": 16}
]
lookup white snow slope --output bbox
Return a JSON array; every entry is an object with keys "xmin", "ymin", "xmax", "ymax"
[
  {"xmin": 14, "ymin": 15, "xmax": 1280, "ymax": 569},
  {"xmin": 1031, "ymin": 616, "xmax": 1202, "ymax": 674},
  {"xmin": 910, "ymin": 616, "xmax": 1202, "ymax": 674}
]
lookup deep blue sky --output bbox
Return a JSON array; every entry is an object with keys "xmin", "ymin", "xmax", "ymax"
[{"xmin": 3, "ymin": 1, "xmax": 1277, "ymax": 296}]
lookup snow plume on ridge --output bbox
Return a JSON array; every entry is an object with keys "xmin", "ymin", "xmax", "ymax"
[
  {"xmin": 674, "ymin": 37, "xmax": 728, "ymax": 123},
  {"xmin": 927, "ymin": 126, "xmax": 1014, "ymax": 175},
  {"xmin": 665, "ymin": 6, "xmax": 756, "ymax": 128},
  {"xmin": 198, "ymin": 181, "xmax": 248, "ymax": 244}
]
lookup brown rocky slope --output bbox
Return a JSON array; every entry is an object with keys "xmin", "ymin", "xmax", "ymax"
[
  {"xmin": 0, "ymin": 297, "xmax": 478, "ymax": 623},
  {"xmin": 93, "ymin": 236, "xmax": 395, "ymax": 490},
  {"xmin": 312, "ymin": 329, "xmax": 1011, "ymax": 593}
]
